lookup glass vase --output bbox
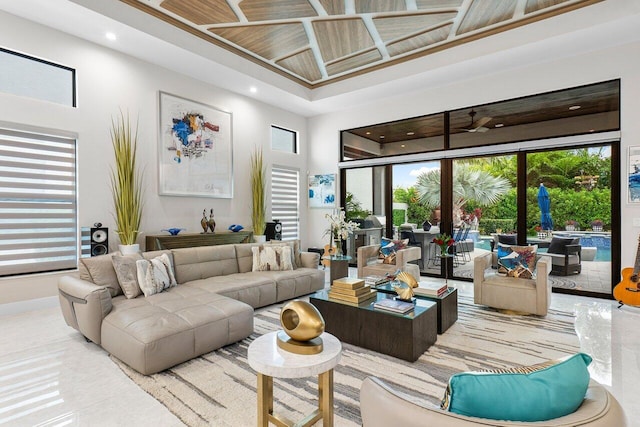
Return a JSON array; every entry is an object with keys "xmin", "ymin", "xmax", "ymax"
[{"xmin": 334, "ymin": 238, "xmax": 343, "ymax": 257}]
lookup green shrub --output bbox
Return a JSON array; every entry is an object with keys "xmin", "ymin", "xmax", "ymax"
[{"xmin": 392, "ymin": 209, "xmax": 406, "ymax": 226}]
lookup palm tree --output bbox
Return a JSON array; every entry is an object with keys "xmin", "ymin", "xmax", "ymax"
[{"xmin": 415, "ymin": 163, "xmax": 510, "ymax": 225}]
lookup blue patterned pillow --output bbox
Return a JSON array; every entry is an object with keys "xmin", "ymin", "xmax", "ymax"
[
  {"xmin": 442, "ymin": 353, "xmax": 592, "ymax": 422},
  {"xmin": 497, "ymin": 244, "xmax": 537, "ymax": 275}
]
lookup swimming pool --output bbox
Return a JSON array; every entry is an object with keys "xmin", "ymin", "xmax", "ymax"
[{"xmin": 475, "ymin": 233, "xmax": 612, "ymax": 262}]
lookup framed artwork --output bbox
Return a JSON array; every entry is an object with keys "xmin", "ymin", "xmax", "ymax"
[
  {"xmin": 629, "ymin": 146, "xmax": 640, "ymax": 203},
  {"xmin": 158, "ymin": 91, "xmax": 233, "ymax": 198},
  {"xmin": 309, "ymin": 173, "xmax": 336, "ymax": 208}
]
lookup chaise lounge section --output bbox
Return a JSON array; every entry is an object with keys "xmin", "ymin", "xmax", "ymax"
[{"xmin": 58, "ymin": 242, "xmax": 324, "ymax": 375}]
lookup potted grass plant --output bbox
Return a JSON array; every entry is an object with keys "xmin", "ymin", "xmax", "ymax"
[
  {"xmin": 250, "ymin": 146, "xmax": 266, "ymax": 242},
  {"xmin": 110, "ymin": 111, "xmax": 143, "ymax": 254}
]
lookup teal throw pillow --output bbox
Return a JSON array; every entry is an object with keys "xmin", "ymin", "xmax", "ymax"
[{"xmin": 442, "ymin": 353, "xmax": 592, "ymax": 422}]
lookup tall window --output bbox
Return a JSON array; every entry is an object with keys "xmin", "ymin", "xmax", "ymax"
[
  {"xmin": 0, "ymin": 128, "xmax": 77, "ymax": 276},
  {"xmin": 271, "ymin": 166, "xmax": 299, "ymax": 240},
  {"xmin": 271, "ymin": 125, "xmax": 297, "ymax": 154}
]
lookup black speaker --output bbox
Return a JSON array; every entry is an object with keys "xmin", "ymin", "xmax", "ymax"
[
  {"xmin": 90, "ymin": 224, "xmax": 109, "ymax": 256},
  {"xmin": 265, "ymin": 220, "xmax": 282, "ymax": 241}
]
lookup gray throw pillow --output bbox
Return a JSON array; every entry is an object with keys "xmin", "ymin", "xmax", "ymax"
[
  {"xmin": 112, "ymin": 253, "xmax": 144, "ymax": 299},
  {"xmin": 80, "ymin": 253, "xmax": 122, "ymax": 297}
]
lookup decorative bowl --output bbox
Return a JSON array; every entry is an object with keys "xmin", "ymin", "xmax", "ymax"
[
  {"xmin": 161, "ymin": 228, "xmax": 185, "ymax": 236},
  {"xmin": 228, "ymin": 224, "xmax": 244, "ymax": 232}
]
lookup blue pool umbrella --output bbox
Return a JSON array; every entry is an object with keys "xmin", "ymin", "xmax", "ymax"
[{"xmin": 538, "ymin": 183, "xmax": 554, "ymax": 230}]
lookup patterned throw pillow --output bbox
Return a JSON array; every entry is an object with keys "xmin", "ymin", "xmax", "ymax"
[
  {"xmin": 497, "ymin": 244, "xmax": 537, "ymax": 277},
  {"xmin": 378, "ymin": 238, "xmax": 409, "ymax": 264},
  {"xmin": 112, "ymin": 253, "xmax": 144, "ymax": 299},
  {"xmin": 251, "ymin": 245, "xmax": 293, "ymax": 271},
  {"xmin": 135, "ymin": 253, "xmax": 177, "ymax": 297},
  {"xmin": 441, "ymin": 353, "xmax": 592, "ymax": 422}
]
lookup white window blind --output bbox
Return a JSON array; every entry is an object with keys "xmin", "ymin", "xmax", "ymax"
[
  {"xmin": 271, "ymin": 166, "xmax": 299, "ymax": 240},
  {"xmin": 0, "ymin": 128, "xmax": 77, "ymax": 276}
]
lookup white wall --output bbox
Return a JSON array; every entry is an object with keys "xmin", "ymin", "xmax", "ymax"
[
  {"xmin": 0, "ymin": 11, "xmax": 308, "ymax": 305},
  {"xmin": 307, "ymin": 40, "xmax": 640, "ymax": 269}
]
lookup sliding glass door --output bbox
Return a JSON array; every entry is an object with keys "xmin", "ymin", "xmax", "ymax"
[{"xmin": 526, "ymin": 147, "xmax": 612, "ymax": 295}]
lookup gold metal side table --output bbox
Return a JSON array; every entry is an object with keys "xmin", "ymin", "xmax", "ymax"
[{"xmin": 247, "ymin": 331, "xmax": 342, "ymax": 427}]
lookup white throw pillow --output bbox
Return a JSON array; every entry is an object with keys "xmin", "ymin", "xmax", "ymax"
[
  {"xmin": 136, "ymin": 253, "xmax": 177, "ymax": 297},
  {"xmin": 251, "ymin": 245, "xmax": 293, "ymax": 272}
]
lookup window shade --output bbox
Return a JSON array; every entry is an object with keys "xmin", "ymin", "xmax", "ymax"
[
  {"xmin": 0, "ymin": 129, "xmax": 77, "ymax": 276},
  {"xmin": 271, "ymin": 167, "xmax": 299, "ymax": 240}
]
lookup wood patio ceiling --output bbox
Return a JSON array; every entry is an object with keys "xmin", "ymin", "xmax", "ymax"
[{"xmin": 120, "ymin": 0, "xmax": 602, "ymax": 88}]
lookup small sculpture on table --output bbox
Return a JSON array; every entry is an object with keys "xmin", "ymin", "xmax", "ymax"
[
  {"xmin": 207, "ymin": 209, "xmax": 216, "ymax": 233},
  {"xmin": 200, "ymin": 209, "xmax": 208, "ymax": 233},
  {"xmin": 393, "ymin": 271, "xmax": 418, "ymax": 302},
  {"xmin": 277, "ymin": 300, "xmax": 325, "ymax": 355}
]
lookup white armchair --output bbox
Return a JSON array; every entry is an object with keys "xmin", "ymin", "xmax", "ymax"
[
  {"xmin": 357, "ymin": 244, "xmax": 421, "ymax": 279},
  {"xmin": 473, "ymin": 252, "xmax": 551, "ymax": 316},
  {"xmin": 360, "ymin": 376, "xmax": 626, "ymax": 426}
]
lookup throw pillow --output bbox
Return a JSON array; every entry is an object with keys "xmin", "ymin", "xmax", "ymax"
[
  {"xmin": 497, "ymin": 244, "xmax": 537, "ymax": 277},
  {"xmin": 441, "ymin": 353, "xmax": 592, "ymax": 422},
  {"xmin": 264, "ymin": 241, "xmax": 298, "ymax": 269},
  {"xmin": 136, "ymin": 253, "xmax": 177, "ymax": 297},
  {"xmin": 79, "ymin": 253, "xmax": 122, "ymax": 297},
  {"xmin": 497, "ymin": 234, "xmax": 517, "ymax": 245},
  {"xmin": 548, "ymin": 237, "xmax": 580, "ymax": 254},
  {"xmin": 251, "ymin": 245, "xmax": 294, "ymax": 271},
  {"xmin": 379, "ymin": 238, "xmax": 409, "ymax": 264},
  {"xmin": 111, "ymin": 253, "xmax": 144, "ymax": 299}
]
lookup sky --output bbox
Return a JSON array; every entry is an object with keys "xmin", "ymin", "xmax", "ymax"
[{"xmin": 392, "ymin": 162, "xmax": 440, "ymax": 189}]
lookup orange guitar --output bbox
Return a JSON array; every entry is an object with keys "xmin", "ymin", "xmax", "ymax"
[{"xmin": 613, "ymin": 236, "xmax": 640, "ymax": 307}]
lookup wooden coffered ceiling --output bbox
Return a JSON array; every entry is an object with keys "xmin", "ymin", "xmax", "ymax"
[{"xmin": 120, "ymin": 0, "xmax": 602, "ymax": 88}]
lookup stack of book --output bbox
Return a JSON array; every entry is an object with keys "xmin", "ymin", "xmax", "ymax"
[
  {"xmin": 328, "ymin": 277, "xmax": 377, "ymax": 305},
  {"xmin": 373, "ymin": 298, "xmax": 414, "ymax": 314},
  {"xmin": 364, "ymin": 275, "xmax": 390, "ymax": 287},
  {"xmin": 413, "ymin": 282, "xmax": 448, "ymax": 297}
]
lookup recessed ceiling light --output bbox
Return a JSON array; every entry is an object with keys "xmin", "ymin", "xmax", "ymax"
[
  {"xmin": 569, "ymin": 105, "xmax": 581, "ymax": 110},
  {"xmin": 366, "ymin": 131, "xmax": 371, "ymax": 135},
  {"xmin": 380, "ymin": 135, "xmax": 385, "ymax": 139},
  {"xmin": 401, "ymin": 144, "xmax": 406, "ymax": 148},
  {"xmin": 494, "ymin": 123, "xmax": 504, "ymax": 128},
  {"xmin": 105, "ymin": 32, "xmax": 117, "ymax": 41},
  {"xmin": 249, "ymin": 86, "xmax": 257, "ymax": 93},
  {"xmin": 406, "ymin": 132, "xmax": 415, "ymax": 136}
]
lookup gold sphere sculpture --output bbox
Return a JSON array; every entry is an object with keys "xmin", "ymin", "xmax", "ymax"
[{"xmin": 280, "ymin": 300, "xmax": 325, "ymax": 341}]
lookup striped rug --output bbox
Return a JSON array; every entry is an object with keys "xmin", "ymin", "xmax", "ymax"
[{"xmin": 113, "ymin": 295, "xmax": 579, "ymax": 426}]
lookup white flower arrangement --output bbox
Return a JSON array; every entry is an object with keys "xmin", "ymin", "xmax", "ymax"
[{"xmin": 323, "ymin": 209, "xmax": 360, "ymax": 240}]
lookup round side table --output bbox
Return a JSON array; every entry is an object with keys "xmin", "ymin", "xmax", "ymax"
[{"xmin": 248, "ymin": 331, "xmax": 342, "ymax": 427}]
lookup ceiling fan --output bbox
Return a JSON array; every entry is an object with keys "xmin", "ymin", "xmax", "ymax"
[{"xmin": 458, "ymin": 109, "xmax": 492, "ymax": 133}]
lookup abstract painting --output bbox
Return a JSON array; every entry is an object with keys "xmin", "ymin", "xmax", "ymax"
[
  {"xmin": 309, "ymin": 174, "xmax": 336, "ymax": 208},
  {"xmin": 629, "ymin": 146, "xmax": 640, "ymax": 203},
  {"xmin": 158, "ymin": 92, "xmax": 233, "ymax": 197}
]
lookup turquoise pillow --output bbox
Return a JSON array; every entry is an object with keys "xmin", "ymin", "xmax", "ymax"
[{"xmin": 443, "ymin": 353, "xmax": 592, "ymax": 422}]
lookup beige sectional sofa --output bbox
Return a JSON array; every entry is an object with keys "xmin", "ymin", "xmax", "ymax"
[{"xmin": 58, "ymin": 242, "xmax": 324, "ymax": 375}]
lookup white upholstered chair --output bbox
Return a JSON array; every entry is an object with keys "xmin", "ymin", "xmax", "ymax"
[
  {"xmin": 473, "ymin": 251, "xmax": 551, "ymax": 316},
  {"xmin": 357, "ymin": 244, "xmax": 421, "ymax": 279},
  {"xmin": 360, "ymin": 376, "xmax": 627, "ymax": 426}
]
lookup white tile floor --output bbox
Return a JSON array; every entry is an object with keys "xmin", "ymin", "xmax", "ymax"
[{"xmin": 1, "ymin": 277, "xmax": 639, "ymax": 426}]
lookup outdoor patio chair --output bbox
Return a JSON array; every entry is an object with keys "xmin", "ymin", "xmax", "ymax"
[{"xmin": 540, "ymin": 236, "xmax": 582, "ymax": 276}]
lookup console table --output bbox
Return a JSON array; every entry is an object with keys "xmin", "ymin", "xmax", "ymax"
[{"xmin": 145, "ymin": 230, "xmax": 253, "ymax": 251}]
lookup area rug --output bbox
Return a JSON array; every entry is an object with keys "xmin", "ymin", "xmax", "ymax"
[{"xmin": 112, "ymin": 295, "xmax": 579, "ymax": 426}]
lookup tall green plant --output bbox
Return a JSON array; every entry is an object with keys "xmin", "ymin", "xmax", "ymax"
[
  {"xmin": 250, "ymin": 146, "xmax": 266, "ymax": 235},
  {"xmin": 110, "ymin": 112, "xmax": 143, "ymax": 245}
]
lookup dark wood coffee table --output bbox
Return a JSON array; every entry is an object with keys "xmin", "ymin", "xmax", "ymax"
[
  {"xmin": 309, "ymin": 290, "xmax": 437, "ymax": 362},
  {"xmin": 375, "ymin": 283, "xmax": 457, "ymax": 334}
]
